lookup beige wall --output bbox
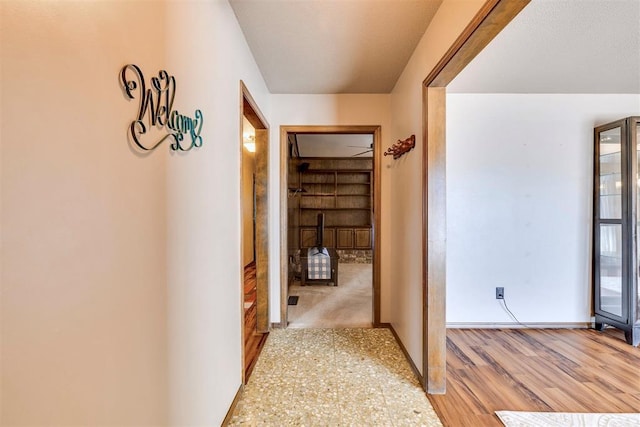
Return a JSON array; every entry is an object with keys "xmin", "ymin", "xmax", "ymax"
[
  {"xmin": 447, "ymin": 94, "xmax": 640, "ymax": 325},
  {"xmin": 163, "ymin": 1, "xmax": 270, "ymax": 424},
  {"xmin": 167, "ymin": 0, "xmax": 270, "ymax": 425},
  {"xmin": 1, "ymin": 0, "xmax": 512, "ymax": 422},
  {"xmin": 1, "ymin": 1, "xmax": 168, "ymax": 424},
  {"xmin": 269, "ymin": 94, "xmax": 392, "ymax": 322},
  {"xmin": 1, "ymin": 0, "xmax": 270, "ymax": 425},
  {"xmin": 389, "ymin": 0, "xmax": 486, "ymax": 374}
]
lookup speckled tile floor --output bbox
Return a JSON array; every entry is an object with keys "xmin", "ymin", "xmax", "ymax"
[{"xmin": 228, "ymin": 328, "xmax": 443, "ymax": 427}]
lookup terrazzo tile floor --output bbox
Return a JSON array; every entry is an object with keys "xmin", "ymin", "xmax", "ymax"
[{"xmin": 228, "ymin": 328, "xmax": 443, "ymax": 426}]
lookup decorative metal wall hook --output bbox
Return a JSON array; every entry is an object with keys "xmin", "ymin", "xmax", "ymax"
[{"xmin": 384, "ymin": 134, "xmax": 415, "ymax": 159}]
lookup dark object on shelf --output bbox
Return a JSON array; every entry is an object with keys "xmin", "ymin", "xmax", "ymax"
[
  {"xmin": 288, "ymin": 296, "xmax": 299, "ymax": 306},
  {"xmin": 384, "ymin": 134, "xmax": 415, "ymax": 159},
  {"xmin": 316, "ymin": 213, "xmax": 325, "ymax": 250},
  {"xmin": 297, "ymin": 162, "xmax": 310, "ymax": 172},
  {"xmin": 593, "ymin": 116, "xmax": 640, "ymax": 346}
]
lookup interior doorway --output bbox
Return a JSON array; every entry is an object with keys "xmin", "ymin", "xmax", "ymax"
[
  {"xmin": 419, "ymin": 0, "xmax": 530, "ymax": 394},
  {"xmin": 240, "ymin": 82, "xmax": 269, "ymax": 382},
  {"xmin": 287, "ymin": 134, "xmax": 374, "ymax": 327},
  {"xmin": 279, "ymin": 126, "xmax": 382, "ymax": 328}
]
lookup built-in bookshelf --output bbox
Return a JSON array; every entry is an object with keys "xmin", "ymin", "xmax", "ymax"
[{"xmin": 292, "ymin": 158, "xmax": 372, "ymax": 250}]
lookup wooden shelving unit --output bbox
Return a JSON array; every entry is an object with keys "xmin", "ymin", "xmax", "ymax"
[{"xmin": 297, "ymin": 166, "xmax": 372, "ymax": 249}]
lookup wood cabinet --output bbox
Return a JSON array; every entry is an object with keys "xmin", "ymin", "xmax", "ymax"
[
  {"xmin": 354, "ymin": 228, "xmax": 372, "ymax": 248},
  {"xmin": 593, "ymin": 116, "xmax": 640, "ymax": 346},
  {"xmin": 296, "ymin": 161, "xmax": 372, "ymax": 250},
  {"xmin": 300, "ymin": 227, "xmax": 335, "ymax": 248},
  {"xmin": 335, "ymin": 227, "xmax": 372, "ymax": 248},
  {"xmin": 336, "ymin": 228, "xmax": 354, "ymax": 248}
]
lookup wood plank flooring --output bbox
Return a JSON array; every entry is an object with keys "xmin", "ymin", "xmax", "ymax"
[{"xmin": 428, "ymin": 328, "xmax": 640, "ymax": 427}]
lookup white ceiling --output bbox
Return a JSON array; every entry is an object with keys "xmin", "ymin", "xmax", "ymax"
[
  {"xmin": 294, "ymin": 134, "xmax": 373, "ymax": 157},
  {"xmin": 229, "ymin": 0, "xmax": 443, "ymax": 94},
  {"xmin": 236, "ymin": 0, "xmax": 640, "ymax": 157},
  {"xmin": 449, "ymin": 0, "xmax": 640, "ymax": 93},
  {"xmin": 231, "ymin": 0, "xmax": 640, "ymax": 95}
]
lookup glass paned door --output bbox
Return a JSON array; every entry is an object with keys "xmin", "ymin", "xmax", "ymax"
[
  {"xmin": 599, "ymin": 127, "xmax": 622, "ymax": 219},
  {"xmin": 594, "ymin": 117, "xmax": 640, "ymax": 346},
  {"xmin": 599, "ymin": 224, "xmax": 623, "ymax": 316},
  {"xmin": 636, "ymin": 120, "xmax": 640, "ymax": 322},
  {"xmin": 597, "ymin": 125, "xmax": 625, "ymax": 319}
]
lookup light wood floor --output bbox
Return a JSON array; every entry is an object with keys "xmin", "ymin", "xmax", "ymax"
[{"xmin": 428, "ymin": 328, "xmax": 640, "ymax": 427}]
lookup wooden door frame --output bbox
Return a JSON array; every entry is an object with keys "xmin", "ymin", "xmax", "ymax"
[
  {"xmin": 279, "ymin": 125, "xmax": 382, "ymax": 328},
  {"xmin": 421, "ymin": 0, "xmax": 530, "ymax": 393},
  {"xmin": 240, "ymin": 81, "xmax": 269, "ymax": 383}
]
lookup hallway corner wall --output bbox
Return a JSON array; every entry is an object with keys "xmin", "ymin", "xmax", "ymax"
[
  {"xmin": 0, "ymin": 1, "xmax": 271, "ymax": 426},
  {"xmin": 163, "ymin": 1, "xmax": 270, "ymax": 425},
  {"xmin": 388, "ymin": 0, "xmax": 486, "ymax": 376},
  {"xmin": 269, "ymin": 94, "xmax": 392, "ymax": 324}
]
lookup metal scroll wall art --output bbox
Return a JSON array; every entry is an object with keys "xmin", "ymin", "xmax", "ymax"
[
  {"xmin": 120, "ymin": 64, "xmax": 204, "ymax": 152},
  {"xmin": 384, "ymin": 134, "xmax": 415, "ymax": 159}
]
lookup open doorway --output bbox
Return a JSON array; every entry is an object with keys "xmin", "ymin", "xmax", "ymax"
[
  {"xmin": 240, "ymin": 82, "xmax": 269, "ymax": 382},
  {"xmin": 279, "ymin": 126, "xmax": 382, "ymax": 328},
  {"xmin": 287, "ymin": 134, "xmax": 374, "ymax": 328},
  {"xmin": 419, "ymin": 0, "xmax": 529, "ymax": 395}
]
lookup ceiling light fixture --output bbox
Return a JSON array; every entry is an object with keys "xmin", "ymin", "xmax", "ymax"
[{"xmin": 243, "ymin": 134, "xmax": 256, "ymax": 152}]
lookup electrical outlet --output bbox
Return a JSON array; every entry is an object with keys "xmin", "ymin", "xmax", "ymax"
[{"xmin": 496, "ymin": 287, "xmax": 504, "ymax": 300}]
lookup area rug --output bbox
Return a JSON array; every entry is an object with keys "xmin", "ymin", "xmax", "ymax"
[{"xmin": 496, "ymin": 411, "xmax": 640, "ymax": 427}]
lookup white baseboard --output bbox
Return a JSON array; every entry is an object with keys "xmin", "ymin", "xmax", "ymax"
[{"xmin": 446, "ymin": 322, "xmax": 592, "ymax": 329}]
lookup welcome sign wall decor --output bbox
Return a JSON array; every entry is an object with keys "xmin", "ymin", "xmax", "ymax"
[{"xmin": 120, "ymin": 64, "xmax": 204, "ymax": 152}]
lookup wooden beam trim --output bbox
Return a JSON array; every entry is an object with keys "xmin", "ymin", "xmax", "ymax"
[
  {"xmin": 425, "ymin": 87, "xmax": 447, "ymax": 394},
  {"xmin": 279, "ymin": 126, "xmax": 289, "ymax": 327},
  {"xmin": 424, "ymin": 0, "xmax": 530, "ymax": 88},
  {"xmin": 240, "ymin": 81, "xmax": 268, "ymax": 130},
  {"xmin": 281, "ymin": 125, "xmax": 381, "ymax": 134},
  {"xmin": 254, "ymin": 127, "xmax": 270, "ymax": 333},
  {"xmin": 240, "ymin": 82, "xmax": 270, "ymax": 335},
  {"xmin": 421, "ymin": 84, "xmax": 429, "ymax": 391},
  {"xmin": 421, "ymin": 0, "xmax": 531, "ymax": 394},
  {"xmin": 373, "ymin": 126, "xmax": 382, "ymax": 326},
  {"xmin": 279, "ymin": 125, "xmax": 383, "ymax": 328},
  {"xmin": 423, "ymin": 0, "xmax": 499, "ymax": 87}
]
